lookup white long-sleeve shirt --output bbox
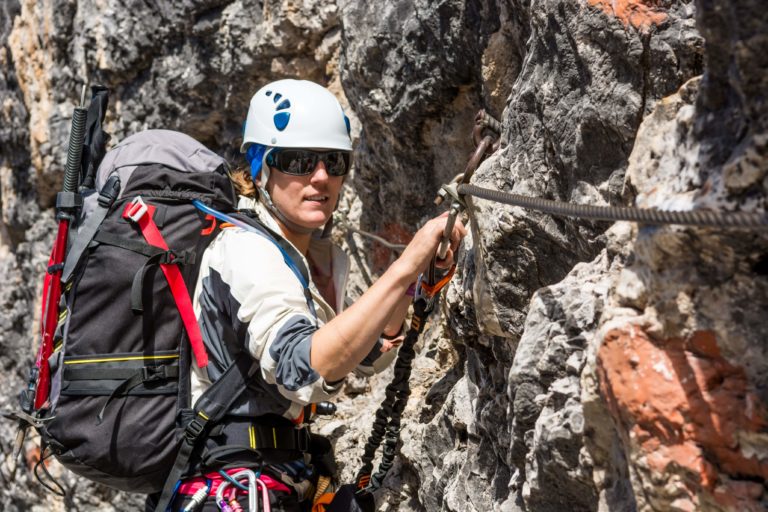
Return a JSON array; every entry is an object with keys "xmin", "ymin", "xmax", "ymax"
[{"xmin": 191, "ymin": 196, "xmax": 396, "ymax": 422}]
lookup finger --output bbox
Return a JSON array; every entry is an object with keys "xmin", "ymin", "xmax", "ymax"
[
  {"xmin": 456, "ymin": 219, "xmax": 467, "ymax": 236},
  {"xmin": 450, "ymin": 226, "xmax": 465, "ymax": 249}
]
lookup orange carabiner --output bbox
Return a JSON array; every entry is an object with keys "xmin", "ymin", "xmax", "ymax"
[{"xmin": 419, "ymin": 263, "xmax": 456, "ymax": 297}]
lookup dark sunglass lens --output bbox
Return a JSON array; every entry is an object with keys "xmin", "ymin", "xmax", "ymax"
[
  {"xmin": 280, "ymin": 150, "xmax": 316, "ymax": 175},
  {"xmin": 271, "ymin": 149, "xmax": 350, "ymax": 176},
  {"xmin": 325, "ymin": 152, "xmax": 350, "ymax": 176}
]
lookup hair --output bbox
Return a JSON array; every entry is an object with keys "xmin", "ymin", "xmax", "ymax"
[{"xmin": 228, "ymin": 165, "xmax": 258, "ymax": 198}]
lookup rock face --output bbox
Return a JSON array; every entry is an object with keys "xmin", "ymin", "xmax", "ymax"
[
  {"xmin": 591, "ymin": 0, "xmax": 768, "ymax": 506},
  {"xmin": 1, "ymin": 0, "xmax": 766, "ymax": 511}
]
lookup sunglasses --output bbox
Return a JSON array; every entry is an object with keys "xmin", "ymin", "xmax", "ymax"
[{"xmin": 265, "ymin": 148, "xmax": 352, "ymax": 177}]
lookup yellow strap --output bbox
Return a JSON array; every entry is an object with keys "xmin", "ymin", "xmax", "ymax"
[
  {"xmin": 64, "ymin": 354, "xmax": 179, "ymax": 365},
  {"xmin": 249, "ymin": 426, "xmax": 256, "ymax": 449},
  {"xmin": 272, "ymin": 427, "xmax": 278, "ymax": 448}
]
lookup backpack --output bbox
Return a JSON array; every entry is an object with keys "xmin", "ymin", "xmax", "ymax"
[{"xmin": 37, "ymin": 129, "xmax": 240, "ymax": 493}]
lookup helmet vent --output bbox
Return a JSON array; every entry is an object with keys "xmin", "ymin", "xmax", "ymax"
[
  {"xmin": 273, "ymin": 93, "xmax": 283, "ymax": 102},
  {"xmin": 277, "ymin": 99, "xmax": 291, "ymax": 111},
  {"xmin": 266, "ymin": 90, "xmax": 272, "ymax": 96},
  {"xmin": 274, "ymin": 112, "xmax": 290, "ymax": 131}
]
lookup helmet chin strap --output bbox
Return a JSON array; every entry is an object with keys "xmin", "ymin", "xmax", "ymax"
[{"xmin": 258, "ymin": 186, "xmax": 317, "ymax": 235}]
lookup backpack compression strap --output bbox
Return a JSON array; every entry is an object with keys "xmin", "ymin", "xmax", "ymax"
[{"xmin": 123, "ymin": 197, "xmax": 208, "ymax": 368}]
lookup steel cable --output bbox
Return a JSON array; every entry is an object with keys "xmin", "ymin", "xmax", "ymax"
[
  {"xmin": 458, "ymin": 184, "xmax": 768, "ymax": 229},
  {"xmin": 347, "ymin": 226, "xmax": 407, "ymax": 251}
]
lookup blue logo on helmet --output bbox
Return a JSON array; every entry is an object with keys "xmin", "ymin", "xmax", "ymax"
[{"xmin": 266, "ymin": 90, "xmax": 291, "ymax": 131}]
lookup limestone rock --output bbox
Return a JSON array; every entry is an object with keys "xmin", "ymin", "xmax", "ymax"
[
  {"xmin": 593, "ymin": 1, "xmax": 768, "ymax": 509},
  {"xmin": 1, "ymin": 0, "xmax": 766, "ymax": 511}
]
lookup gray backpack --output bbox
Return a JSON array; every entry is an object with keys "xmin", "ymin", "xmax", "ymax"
[{"xmin": 38, "ymin": 130, "xmax": 241, "ymax": 493}]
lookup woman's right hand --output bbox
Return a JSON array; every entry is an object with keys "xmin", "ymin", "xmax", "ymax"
[
  {"xmin": 394, "ymin": 212, "xmax": 467, "ymax": 282},
  {"xmin": 312, "ymin": 212, "xmax": 466, "ymax": 382}
]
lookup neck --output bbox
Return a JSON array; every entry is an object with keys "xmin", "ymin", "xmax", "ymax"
[
  {"xmin": 276, "ymin": 218, "xmax": 312, "ymax": 254},
  {"xmin": 258, "ymin": 187, "xmax": 315, "ymax": 254}
]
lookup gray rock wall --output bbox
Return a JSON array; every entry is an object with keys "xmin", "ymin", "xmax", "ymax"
[{"xmin": 1, "ymin": 0, "xmax": 766, "ymax": 511}]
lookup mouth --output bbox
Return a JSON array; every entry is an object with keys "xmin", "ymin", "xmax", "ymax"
[{"xmin": 304, "ymin": 194, "xmax": 330, "ymax": 204}]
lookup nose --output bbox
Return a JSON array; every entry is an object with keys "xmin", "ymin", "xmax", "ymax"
[{"xmin": 310, "ymin": 160, "xmax": 330, "ymax": 183}]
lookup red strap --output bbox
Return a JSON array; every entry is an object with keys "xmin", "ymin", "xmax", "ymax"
[{"xmin": 123, "ymin": 198, "xmax": 208, "ymax": 368}]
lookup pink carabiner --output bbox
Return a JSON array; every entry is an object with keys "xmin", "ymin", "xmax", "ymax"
[{"xmin": 255, "ymin": 478, "xmax": 271, "ymax": 512}]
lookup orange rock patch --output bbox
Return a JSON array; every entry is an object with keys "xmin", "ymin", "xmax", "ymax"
[
  {"xmin": 371, "ymin": 223, "xmax": 413, "ymax": 273},
  {"xmin": 598, "ymin": 329, "xmax": 768, "ymax": 509},
  {"xmin": 587, "ymin": 0, "xmax": 668, "ymax": 30}
]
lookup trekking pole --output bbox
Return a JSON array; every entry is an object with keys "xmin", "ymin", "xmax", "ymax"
[
  {"xmin": 9, "ymin": 85, "xmax": 110, "ymax": 483},
  {"xmin": 29, "ymin": 85, "xmax": 88, "ymax": 411}
]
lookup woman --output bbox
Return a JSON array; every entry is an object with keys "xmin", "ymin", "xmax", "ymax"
[{"xmin": 170, "ymin": 79, "xmax": 465, "ymax": 511}]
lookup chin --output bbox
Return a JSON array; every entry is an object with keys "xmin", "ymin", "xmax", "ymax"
[{"xmin": 297, "ymin": 214, "xmax": 331, "ymax": 230}]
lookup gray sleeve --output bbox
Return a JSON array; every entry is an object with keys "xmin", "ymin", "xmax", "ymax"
[{"xmin": 268, "ymin": 316, "xmax": 321, "ymax": 392}]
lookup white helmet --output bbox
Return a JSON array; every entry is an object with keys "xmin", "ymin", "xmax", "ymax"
[{"xmin": 240, "ymin": 79, "xmax": 352, "ymax": 153}]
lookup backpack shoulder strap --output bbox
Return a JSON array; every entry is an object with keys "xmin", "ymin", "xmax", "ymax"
[
  {"xmin": 231, "ymin": 210, "xmax": 317, "ymax": 320},
  {"xmin": 192, "ymin": 201, "xmax": 316, "ymax": 320},
  {"xmin": 61, "ymin": 174, "xmax": 122, "ymax": 283}
]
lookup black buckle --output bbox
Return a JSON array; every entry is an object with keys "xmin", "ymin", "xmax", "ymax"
[
  {"xmin": 141, "ymin": 365, "xmax": 167, "ymax": 382},
  {"xmin": 98, "ymin": 175, "xmax": 121, "ymax": 208},
  {"xmin": 158, "ymin": 251, "xmax": 176, "ymax": 265},
  {"xmin": 158, "ymin": 250, "xmax": 194, "ymax": 265},
  {"xmin": 47, "ymin": 263, "xmax": 65, "ymax": 275},
  {"xmin": 185, "ymin": 417, "xmax": 206, "ymax": 442}
]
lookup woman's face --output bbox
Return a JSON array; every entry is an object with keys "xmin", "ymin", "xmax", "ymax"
[{"xmin": 263, "ymin": 158, "xmax": 344, "ymax": 230}]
